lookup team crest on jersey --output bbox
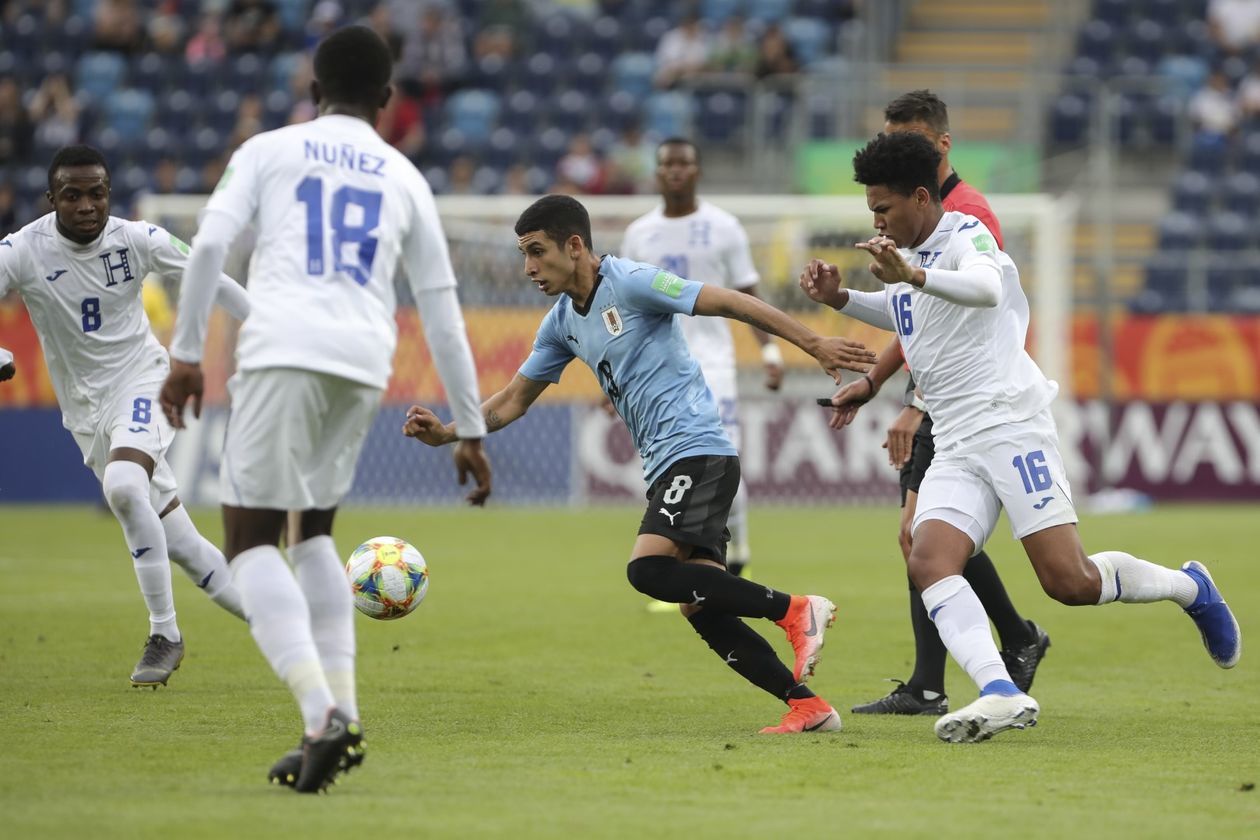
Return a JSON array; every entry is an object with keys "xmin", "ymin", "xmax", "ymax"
[{"xmin": 601, "ymin": 304, "xmax": 624, "ymax": 336}]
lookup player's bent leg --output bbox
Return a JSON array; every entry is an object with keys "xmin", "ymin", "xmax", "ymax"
[
  {"xmin": 159, "ymin": 499, "xmax": 245, "ymax": 620},
  {"xmin": 725, "ymin": 479, "xmax": 752, "ymax": 578}
]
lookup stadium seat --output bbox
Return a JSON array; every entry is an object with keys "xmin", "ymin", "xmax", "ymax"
[
  {"xmin": 1132, "ymin": 254, "xmax": 1188, "ymax": 313},
  {"xmin": 445, "ymin": 89, "xmax": 501, "ymax": 146},
  {"xmin": 589, "ymin": 16, "xmax": 624, "ymax": 56},
  {"xmin": 269, "ymin": 52, "xmax": 303, "ymax": 91},
  {"xmin": 527, "ymin": 126, "xmax": 569, "ymax": 171},
  {"xmin": 1176, "ymin": 18, "xmax": 1213, "ymax": 57},
  {"xmin": 1206, "ymin": 211, "xmax": 1251, "ymax": 250},
  {"xmin": 571, "ymin": 52, "xmax": 609, "ymax": 96},
  {"xmin": 747, "ymin": 0, "xmax": 792, "ymax": 24},
  {"xmin": 611, "ymin": 52, "xmax": 655, "ymax": 98},
  {"xmin": 470, "ymin": 53, "xmax": 510, "ymax": 91},
  {"xmin": 697, "ymin": 91, "xmax": 745, "ymax": 145},
  {"xmin": 75, "ymin": 52, "xmax": 126, "ymax": 100},
  {"xmin": 187, "ymin": 126, "xmax": 224, "ymax": 168},
  {"xmin": 422, "ymin": 165, "xmax": 449, "ymax": 195},
  {"xmin": 1128, "ymin": 18, "xmax": 1167, "ymax": 63},
  {"xmin": 1156, "ymin": 54, "xmax": 1209, "ymax": 100},
  {"xmin": 783, "ymin": 17, "xmax": 832, "ymax": 67},
  {"xmin": 1171, "ymin": 169, "xmax": 1214, "ymax": 215},
  {"xmin": 263, "ymin": 89, "xmax": 292, "ymax": 129},
  {"xmin": 1188, "ymin": 135, "xmax": 1228, "ymax": 175},
  {"xmin": 472, "ymin": 165, "xmax": 502, "ymax": 195},
  {"xmin": 1239, "ymin": 129, "xmax": 1260, "ymax": 171},
  {"xmin": 645, "ymin": 91, "xmax": 695, "ymax": 139},
  {"xmin": 38, "ymin": 51, "xmax": 72, "ymax": 84},
  {"xmin": 105, "ymin": 89, "xmax": 156, "ymax": 144},
  {"xmin": 0, "ymin": 51, "xmax": 16, "ymax": 80},
  {"xmin": 1050, "ymin": 94, "xmax": 1089, "ymax": 145},
  {"xmin": 178, "ymin": 60, "xmax": 218, "ymax": 97},
  {"xmin": 600, "ymin": 90, "xmax": 640, "ymax": 132},
  {"xmin": 505, "ymin": 90, "xmax": 540, "ymax": 125},
  {"xmin": 1205, "ymin": 260, "xmax": 1242, "ymax": 310},
  {"xmin": 138, "ymin": 127, "xmax": 174, "ymax": 167},
  {"xmin": 484, "ymin": 127, "xmax": 521, "ymax": 169},
  {"xmin": 551, "ymin": 89, "xmax": 592, "ymax": 134},
  {"xmin": 1142, "ymin": 0, "xmax": 1184, "ymax": 25},
  {"xmin": 1223, "ymin": 171, "xmax": 1260, "ymax": 217},
  {"xmin": 1149, "ymin": 94, "xmax": 1181, "ymax": 145},
  {"xmin": 210, "ymin": 90, "xmax": 242, "ymax": 133},
  {"xmin": 1157, "ymin": 211, "xmax": 1200, "ymax": 250},
  {"xmin": 805, "ymin": 91, "xmax": 838, "ymax": 140},
  {"xmin": 432, "ymin": 127, "xmax": 469, "ymax": 167},
  {"xmin": 1077, "ymin": 20, "xmax": 1117, "ymax": 64},
  {"xmin": 702, "ymin": 0, "xmax": 744, "ymax": 22},
  {"xmin": 229, "ymin": 53, "xmax": 266, "ymax": 94},
  {"xmin": 160, "ymin": 88, "xmax": 196, "ymax": 128},
  {"xmin": 522, "ymin": 52, "xmax": 561, "ymax": 96},
  {"xmin": 131, "ymin": 52, "xmax": 170, "ymax": 93}
]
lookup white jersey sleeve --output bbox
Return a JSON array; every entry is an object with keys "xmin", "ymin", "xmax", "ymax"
[
  {"xmin": 140, "ymin": 220, "xmax": 250, "ymax": 322},
  {"xmin": 0, "ymin": 233, "xmax": 17, "ymax": 296},
  {"xmin": 722, "ymin": 218, "xmax": 759, "ymax": 290}
]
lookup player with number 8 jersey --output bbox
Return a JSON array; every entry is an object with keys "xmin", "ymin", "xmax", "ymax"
[
  {"xmin": 160, "ymin": 26, "xmax": 490, "ymax": 793},
  {"xmin": 0, "ymin": 144, "xmax": 251, "ymax": 688}
]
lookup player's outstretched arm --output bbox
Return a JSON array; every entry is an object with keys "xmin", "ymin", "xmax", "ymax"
[
  {"xmin": 734, "ymin": 286, "xmax": 783, "ymax": 391},
  {"xmin": 403, "ymin": 373, "xmax": 550, "ymax": 445},
  {"xmin": 797, "ymin": 258, "xmax": 895, "ymax": 331},
  {"xmin": 694, "ymin": 284, "xmax": 876, "ymax": 380}
]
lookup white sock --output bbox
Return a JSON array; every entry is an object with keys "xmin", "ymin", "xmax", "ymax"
[
  {"xmin": 920, "ymin": 575, "xmax": 1013, "ymax": 692},
  {"xmin": 234, "ymin": 545, "xmax": 333, "ymax": 733},
  {"xmin": 727, "ymin": 481, "xmax": 751, "ymax": 565},
  {"xmin": 291, "ymin": 536, "xmax": 358, "ymax": 721},
  {"xmin": 103, "ymin": 461, "xmax": 179, "ymax": 642},
  {"xmin": 1088, "ymin": 551, "xmax": 1198, "ymax": 607},
  {"xmin": 162, "ymin": 505, "xmax": 246, "ymax": 620}
]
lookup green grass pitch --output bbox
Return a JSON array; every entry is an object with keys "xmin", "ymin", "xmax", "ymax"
[{"xmin": 1, "ymin": 503, "xmax": 1256, "ymax": 838}]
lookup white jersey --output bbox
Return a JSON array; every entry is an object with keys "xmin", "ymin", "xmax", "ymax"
[
  {"xmin": 622, "ymin": 200, "xmax": 759, "ymax": 376},
  {"xmin": 183, "ymin": 114, "xmax": 458, "ymax": 389},
  {"xmin": 0, "ymin": 213, "xmax": 205, "ymax": 434},
  {"xmin": 866, "ymin": 211, "xmax": 1057, "ymax": 450}
]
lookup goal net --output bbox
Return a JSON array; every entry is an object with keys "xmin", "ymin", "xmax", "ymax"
[{"xmin": 137, "ymin": 193, "xmax": 1076, "ymax": 507}]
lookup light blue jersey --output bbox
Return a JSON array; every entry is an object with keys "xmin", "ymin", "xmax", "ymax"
[{"xmin": 519, "ymin": 255, "xmax": 736, "ymax": 483}]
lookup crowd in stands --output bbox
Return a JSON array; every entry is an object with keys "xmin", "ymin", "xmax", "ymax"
[{"xmin": 0, "ymin": 0, "xmax": 857, "ymax": 237}]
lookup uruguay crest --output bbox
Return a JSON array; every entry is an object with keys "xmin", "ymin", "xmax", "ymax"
[{"xmin": 601, "ymin": 304, "xmax": 623, "ymax": 336}]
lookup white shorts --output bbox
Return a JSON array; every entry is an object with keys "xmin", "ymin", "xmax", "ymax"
[
  {"xmin": 220, "ymin": 368, "xmax": 381, "ymax": 510},
  {"xmin": 72, "ymin": 371, "xmax": 178, "ymax": 510},
  {"xmin": 912, "ymin": 408, "xmax": 1078, "ymax": 554},
  {"xmin": 701, "ymin": 365, "xmax": 741, "ymax": 449}
]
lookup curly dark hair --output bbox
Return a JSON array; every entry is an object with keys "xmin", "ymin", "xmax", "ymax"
[
  {"xmin": 313, "ymin": 25, "xmax": 393, "ymax": 107},
  {"xmin": 852, "ymin": 132, "xmax": 941, "ymax": 201}
]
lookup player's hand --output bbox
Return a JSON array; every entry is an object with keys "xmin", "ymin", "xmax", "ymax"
[
  {"xmin": 0, "ymin": 361, "xmax": 15, "ymax": 382},
  {"xmin": 814, "ymin": 336, "xmax": 876, "ymax": 381},
  {"xmin": 823, "ymin": 376, "xmax": 875, "ymax": 430},
  {"xmin": 763, "ymin": 359, "xmax": 783, "ymax": 391},
  {"xmin": 159, "ymin": 359, "xmax": 204, "ymax": 430},
  {"xmin": 797, "ymin": 259, "xmax": 846, "ymax": 308},
  {"xmin": 854, "ymin": 236, "xmax": 915, "ymax": 285},
  {"xmin": 453, "ymin": 438, "xmax": 492, "ymax": 506},
  {"xmin": 402, "ymin": 405, "xmax": 455, "ymax": 446},
  {"xmin": 883, "ymin": 405, "xmax": 925, "ymax": 468}
]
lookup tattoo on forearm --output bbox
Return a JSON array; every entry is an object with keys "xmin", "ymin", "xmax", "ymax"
[{"xmin": 486, "ymin": 408, "xmax": 503, "ymax": 431}]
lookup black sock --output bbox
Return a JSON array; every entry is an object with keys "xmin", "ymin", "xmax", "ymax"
[
  {"xmin": 627, "ymin": 556, "xmax": 791, "ymax": 620},
  {"xmin": 687, "ymin": 610, "xmax": 812, "ymax": 700},
  {"xmin": 964, "ymin": 551, "xmax": 1035, "ymax": 649},
  {"xmin": 906, "ymin": 576, "xmax": 947, "ymax": 696}
]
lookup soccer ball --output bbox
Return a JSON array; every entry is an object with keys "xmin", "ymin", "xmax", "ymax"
[{"xmin": 345, "ymin": 536, "xmax": 429, "ymax": 620}]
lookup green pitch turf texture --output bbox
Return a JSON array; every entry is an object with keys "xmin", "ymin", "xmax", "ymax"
[{"xmin": 1, "ymin": 503, "xmax": 1256, "ymax": 839}]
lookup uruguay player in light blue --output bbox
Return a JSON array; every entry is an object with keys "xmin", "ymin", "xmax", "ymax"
[{"xmin": 405, "ymin": 194, "xmax": 878, "ymax": 733}]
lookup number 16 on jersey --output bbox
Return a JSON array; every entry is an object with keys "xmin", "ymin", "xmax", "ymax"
[{"xmin": 295, "ymin": 176, "xmax": 382, "ymax": 286}]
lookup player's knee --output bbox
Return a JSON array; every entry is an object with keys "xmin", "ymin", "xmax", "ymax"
[
  {"xmin": 102, "ymin": 462, "xmax": 149, "ymax": 518},
  {"xmin": 626, "ymin": 555, "xmax": 675, "ymax": 598}
]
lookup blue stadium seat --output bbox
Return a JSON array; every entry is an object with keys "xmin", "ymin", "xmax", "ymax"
[
  {"xmin": 1149, "ymin": 93, "xmax": 1181, "ymax": 145},
  {"xmin": 38, "ymin": 51, "xmax": 72, "ymax": 84},
  {"xmin": 1206, "ymin": 211, "xmax": 1250, "ymax": 250},
  {"xmin": 505, "ymin": 90, "xmax": 540, "ymax": 125},
  {"xmin": 229, "ymin": 53, "xmax": 266, "ymax": 94},
  {"xmin": 645, "ymin": 91, "xmax": 695, "ymax": 138},
  {"xmin": 783, "ymin": 17, "xmax": 832, "ymax": 67},
  {"xmin": 522, "ymin": 52, "xmax": 561, "ymax": 96},
  {"xmin": 611, "ymin": 53, "xmax": 655, "ymax": 98},
  {"xmin": 472, "ymin": 165, "xmax": 502, "ymax": 195},
  {"xmin": 432, "ymin": 128, "xmax": 468, "ymax": 167},
  {"xmin": 1156, "ymin": 54, "xmax": 1209, "ymax": 100},
  {"xmin": 702, "ymin": 0, "xmax": 744, "ymax": 22},
  {"xmin": 747, "ymin": 0, "xmax": 792, "ymax": 24},
  {"xmin": 1128, "ymin": 19, "xmax": 1167, "ymax": 63},
  {"xmin": 527, "ymin": 126, "xmax": 569, "ymax": 171},
  {"xmin": 805, "ymin": 91, "xmax": 838, "ymax": 139},
  {"xmin": 75, "ymin": 52, "xmax": 126, "ymax": 100},
  {"xmin": 1188, "ymin": 135, "xmax": 1228, "ymax": 174},
  {"xmin": 1095, "ymin": 0, "xmax": 1131, "ymax": 25},
  {"xmin": 1176, "ymin": 18, "xmax": 1213, "ymax": 57},
  {"xmin": 445, "ymin": 89, "xmax": 501, "ymax": 146},
  {"xmin": 138, "ymin": 127, "xmax": 175, "ymax": 167},
  {"xmin": 263, "ymin": 89, "xmax": 292, "ymax": 129},
  {"xmin": 105, "ymin": 89, "xmax": 155, "ymax": 144},
  {"xmin": 1050, "ymin": 94, "xmax": 1089, "ymax": 145},
  {"xmin": 600, "ymin": 90, "xmax": 640, "ymax": 132},
  {"xmin": 131, "ymin": 52, "xmax": 171, "ymax": 92},
  {"xmin": 160, "ymin": 89, "xmax": 196, "ymax": 128},
  {"xmin": 1157, "ymin": 211, "xmax": 1201, "ymax": 250},
  {"xmin": 1171, "ymin": 170, "xmax": 1213, "ymax": 215},
  {"xmin": 696, "ymin": 91, "xmax": 745, "ymax": 144},
  {"xmin": 470, "ymin": 53, "xmax": 510, "ymax": 91},
  {"xmin": 0, "ymin": 51, "xmax": 17, "ymax": 80},
  {"xmin": 187, "ymin": 126, "xmax": 225, "ymax": 168},
  {"xmin": 1132, "ymin": 254, "xmax": 1188, "ymax": 313},
  {"xmin": 1205, "ymin": 260, "xmax": 1242, "ymax": 310},
  {"xmin": 571, "ymin": 52, "xmax": 608, "ymax": 96},
  {"xmin": 590, "ymin": 16, "xmax": 624, "ymax": 56},
  {"xmin": 524, "ymin": 165, "xmax": 551, "ymax": 194},
  {"xmin": 1230, "ymin": 267, "xmax": 1260, "ymax": 312},
  {"xmin": 116, "ymin": 163, "xmax": 151, "ymax": 198},
  {"xmin": 1223, "ymin": 171, "xmax": 1260, "ymax": 217},
  {"xmin": 270, "ymin": 52, "xmax": 303, "ymax": 91},
  {"xmin": 422, "ymin": 166, "xmax": 449, "ymax": 195},
  {"xmin": 1240, "ymin": 129, "xmax": 1260, "ymax": 171},
  {"xmin": 7, "ymin": 13, "xmax": 40, "ymax": 60},
  {"xmin": 551, "ymin": 89, "xmax": 592, "ymax": 133},
  {"xmin": 178, "ymin": 60, "xmax": 218, "ymax": 97},
  {"xmin": 484, "ymin": 127, "xmax": 521, "ymax": 169},
  {"xmin": 1077, "ymin": 20, "xmax": 1117, "ymax": 64},
  {"xmin": 1141, "ymin": 0, "xmax": 1184, "ymax": 24}
]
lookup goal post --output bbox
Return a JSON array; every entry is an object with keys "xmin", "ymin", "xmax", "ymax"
[{"xmin": 137, "ymin": 192, "xmax": 1076, "ymax": 507}]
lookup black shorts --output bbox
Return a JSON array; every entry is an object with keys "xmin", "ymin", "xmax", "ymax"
[
  {"xmin": 638, "ymin": 454, "xmax": 740, "ymax": 564},
  {"xmin": 898, "ymin": 413, "xmax": 935, "ymax": 506}
]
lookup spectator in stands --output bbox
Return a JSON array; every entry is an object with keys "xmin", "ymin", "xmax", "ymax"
[
  {"xmin": 447, "ymin": 155, "xmax": 477, "ymax": 195},
  {"xmin": 1208, "ymin": 0, "xmax": 1260, "ymax": 56},
  {"xmin": 306, "ymin": 1, "xmax": 345, "ymax": 51},
  {"xmin": 224, "ymin": 1, "xmax": 284, "ymax": 54},
  {"xmin": 605, "ymin": 124, "xmax": 654, "ymax": 194},
  {"xmin": 477, "ymin": 0, "xmax": 528, "ymax": 58},
  {"xmin": 231, "ymin": 94, "xmax": 265, "ymax": 148},
  {"xmin": 654, "ymin": 8, "xmax": 711, "ymax": 89},
  {"xmin": 0, "ymin": 181, "xmax": 17, "ymax": 238},
  {"xmin": 200, "ymin": 152, "xmax": 229, "ymax": 194},
  {"xmin": 755, "ymin": 23, "xmax": 800, "ymax": 79},
  {"xmin": 361, "ymin": 2, "xmax": 403, "ymax": 60},
  {"xmin": 706, "ymin": 15, "xmax": 756, "ymax": 75},
  {"xmin": 1189, "ymin": 70, "xmax": 1240, "ymax": 140},
  {"xmin": 398, "ymin": 4, "xmax": 469, "ymax": 105},
  {"xmin": 147, "ymin": 10, "xmax": 185, "ymax": 55},
  {"xmin": 151, "ymin": 157, "xmax": 180, "ymax": 195},
  {"xmin": 557, "ymin": 133, "xmax": 605, "ymax": 193},
  {"xmin": 27, "ymin": 74, "xmax": 80, "ymax": 152},
  {"xmin": 377, "ymin": 80, "xmax": 426, "ymax": 158},
  {"xmin": 502, "ymin": 163, "xmax": 530, "ymax": 195},
  {"xmin": 0, "ymin": 77, "xmax": 32, "ymax": 166},
  {"xmin": 186, "ymin": 13, "xmax": 227, "ymax": 63},
  {"xmin": 1238, "ymin": 56, "xmax": 1260, "ymax": 119},
  {"xmin": 93, "ymin": 0, "xmax": 144, "ymax": 53}
]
